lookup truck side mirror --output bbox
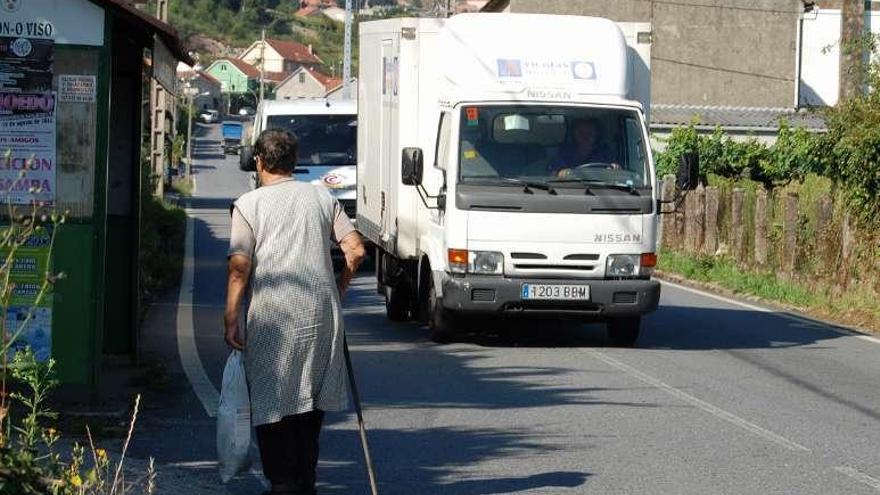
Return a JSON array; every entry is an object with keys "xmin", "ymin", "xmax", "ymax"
[
  {"xmin": 240, "ymin": 146, "xmax": 256, "ymax": 172},
  {"xmin": 676, "ymin": 152, "xmax": 699, "ymax": 191},
  {"xmin": 402, "ymin": 147, "xmax": 424, "ymax": 186}
]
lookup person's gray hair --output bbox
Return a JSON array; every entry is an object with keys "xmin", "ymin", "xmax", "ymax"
[{"xmin": 255, "ymin": 129, "xmax": 298, "ymax": 173}]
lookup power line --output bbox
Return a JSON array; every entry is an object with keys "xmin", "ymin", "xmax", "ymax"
[{"xmin": 653, "ymin": 56, "xmax": 795, "ymax": 82}]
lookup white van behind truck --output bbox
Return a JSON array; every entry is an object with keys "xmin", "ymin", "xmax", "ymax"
[
  {"xmin": 357, "ymin": 14, "xmax": 697, "ymax": 345},
  {"xmin": 240, "ymin": 99, "xmax": 358, "ymax": 219}
]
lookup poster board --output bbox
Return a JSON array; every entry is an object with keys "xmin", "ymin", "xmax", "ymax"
[
  {"xmin": 3, "ymin": 226, "xmax": 53, "ymax": 361},
  {"xmin": 0, "ymin": 35, "xmax": 56, "ymax": 206}
]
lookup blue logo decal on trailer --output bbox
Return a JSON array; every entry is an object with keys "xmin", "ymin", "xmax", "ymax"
[{"xmin": 497, "ymin": 59, "xmax": 522, "ymax": 78}]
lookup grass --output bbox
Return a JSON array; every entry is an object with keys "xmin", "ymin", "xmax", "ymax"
[
  {"xmin": 170, "ymin": 176, "xmax": 194, "ymax": 197},
  {"xmin": 657, "ymin": 248, "xmax": 880, "ymax": 332},
  {"xmin": 138, "ymin": 195, "xmax": 186, "ymax": 316}
]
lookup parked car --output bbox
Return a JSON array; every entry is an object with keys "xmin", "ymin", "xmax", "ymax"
[
  {"xmin": 238, "ymin": 106, "xmax": 255, "ymax": 117},
  {"xmin": 199, "ymin": 109, "xmax": 220, "ymax": 123}
]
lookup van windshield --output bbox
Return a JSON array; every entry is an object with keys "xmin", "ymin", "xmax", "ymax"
[
  {"xmin": 266, "ymin": 114, "xmax": 357, "ymax": 166},
  {"xmin": 458, "ymin": 106, "xmax": 650, "ymax": 189}
]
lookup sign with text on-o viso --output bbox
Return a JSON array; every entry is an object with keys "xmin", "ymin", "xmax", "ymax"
[{"xmin": 0, "ymin": 0, "xmax": 104, "ymax": 46}]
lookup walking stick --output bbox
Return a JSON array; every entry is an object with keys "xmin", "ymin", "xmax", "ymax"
[{"xmin": 343, "ymin": 336, "xmax": 380, "ymax": 495}]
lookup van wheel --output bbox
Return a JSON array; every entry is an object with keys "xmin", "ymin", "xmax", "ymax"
[
  {"xmin": 428, "ymin": 278, "xmax": 457, "ymax": 343},
  {"xmin": 607, "ymin": 317, "xmax": 641, "ymax": 347},
  {"xmin": 385, "ymin": 284, "xmax": 412, "ymax": 322}
]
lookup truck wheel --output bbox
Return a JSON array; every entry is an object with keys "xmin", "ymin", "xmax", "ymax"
[
  {"xmin": 385, "ymin": 284, "xmax": 412, "ymax": 322},
  {"xmin": 428, "ymin": 278, "xmax": 457, "ymax": 343},
  {"xmin": 607, "ymin": 317, "xmax": 641, "ymax": 347}
]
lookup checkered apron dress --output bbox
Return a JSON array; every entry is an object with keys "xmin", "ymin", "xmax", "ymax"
[{"xmin": 234, "ymin": 179, "xmax": 349, "ymax": 427}]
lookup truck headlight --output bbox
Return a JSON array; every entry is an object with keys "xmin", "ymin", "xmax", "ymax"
[
  {"xmin": 448, "ymin": 249, "xmax": 504, "ymax": 275},
  {"xmin": 606, "ymin": 254, "xmax": 640, "ymax": 278},
  {"xmin": 470, "ymin": 251, "xmax": 504, "ymax": 275}
]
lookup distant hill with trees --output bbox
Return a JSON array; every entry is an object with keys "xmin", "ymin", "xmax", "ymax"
[{"xmin": 138, "ymin": 0, "xmax": 411, "ymax": 75}]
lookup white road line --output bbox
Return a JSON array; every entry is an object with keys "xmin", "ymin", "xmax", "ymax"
[
  {"xmin": 585, "ymin": 349, "xmax": 811, "ymax": 452},
  {"xmin": 176, "ymin": 212, "xmax": 220, "ymax": 417},
  {"xmin": 659, "ymin": 279, "xmax": 880, "ymax": 345},
  {"xmin": 834, "ymin": 466, "xmax": 880, "ymax": 491}
]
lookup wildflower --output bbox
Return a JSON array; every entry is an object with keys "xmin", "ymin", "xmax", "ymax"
[
  {"xmin": 70, "ymin": 474, "xmax": 83, "ymax": 487},
  {"xmin": 47, "ymin": 427, "xmax": 57, "ymax": 437},
  {"xmin": 96, "ymin": 448, "xmax": 108, "ymax": 462}
]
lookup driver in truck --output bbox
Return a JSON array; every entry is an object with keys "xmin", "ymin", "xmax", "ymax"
[{"xmin": 550, "ymin": 118, "xmax": 619, "ymax": 177}]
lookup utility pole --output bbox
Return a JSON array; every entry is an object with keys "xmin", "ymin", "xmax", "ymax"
[
  {"xmin": 185, "ymin": 86, "xmax": 195, "ymax": 180},
  {"xmin": 342, "ymin": 0, "xmax": 353, "ymax": 100},
  {"xmin": 259, "ymin": 29, "xmax": 266, "ymax": 103},
  {"xmin": 839, "ymin": 0, "xmax": 866, "ymax": 102}
]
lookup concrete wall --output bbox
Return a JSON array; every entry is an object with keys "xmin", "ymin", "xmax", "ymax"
[
  {"xmin": 275, "ymin": 72, "xmax": 327, "ymax": 99},
  {"xmin": 506, "ymin": 0, "xmax": 803, "ymax": 107}
]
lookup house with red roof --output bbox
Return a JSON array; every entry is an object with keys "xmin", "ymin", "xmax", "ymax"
[
  {"xmin": 275, "ymin": 66, "xmax": 344, "ymax": 99},
  {"xmin": 204, "ymin": 58, "xmax": 260, "ymax": 95},
  {"xmin": 240, "ymin": 38, "xmax": 324, "ymax": 76}
]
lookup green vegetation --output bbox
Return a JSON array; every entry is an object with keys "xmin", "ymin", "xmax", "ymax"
[
  {"xmin": 655, "ymin": 109, "xmax": 878, "ymax": 225},
  {"xmin": 170, "ymin": 177, "xmax": 194, "ymax": 197},
  {"xmin": 1, "ymin": 350, "xmax": 153, "ymax": 494},
  {"xmin": 139, "ymin": 195, "xmax": 186, "ymax": 307},
  {"xmin": 139, "ymin": 0, "xmax": 411, "ymax": 75},
  {"xmin": 658, "ymin": 249, "xmax": 818, "ymax": 308},
  {"xmin": 0, "ymin": 179, "xmax": 153, "ymax": 492},
  {"xmin": 655, "ymin": 122, "xmax": 823, "ymax": 190},
  {"xmin": 658, "ymin": 249, "xmax": 880, "ymax": 330},
  {"xmin": 139, "ymin": 156, "xmax": 187, "ymax": 309}
]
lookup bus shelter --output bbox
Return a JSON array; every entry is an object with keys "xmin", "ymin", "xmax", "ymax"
[{"xmin": 0, "ymin": 0, "xmax": 190, "ymax": 394}]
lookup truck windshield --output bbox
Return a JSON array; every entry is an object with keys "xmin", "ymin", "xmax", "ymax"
[
  {"xmin": 458, "ymin": 106, "xmax": 650, "ymax": 188},
  {"xmin": 266, "ymin": 114, "xmax": 357, "ymax": 166}
]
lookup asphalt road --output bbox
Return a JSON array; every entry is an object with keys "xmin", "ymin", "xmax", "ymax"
[{"xmin": 132, "ymin": 123, "xmax": 880, "ymax": 494}]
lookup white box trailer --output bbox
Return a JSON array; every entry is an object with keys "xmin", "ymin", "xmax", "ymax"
[{"xmin": 357, "ymin": 14, "xmax": 695, "ymax": 345}]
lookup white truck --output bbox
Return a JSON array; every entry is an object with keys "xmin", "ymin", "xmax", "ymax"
[
  {"xmin": 356, "ymin": 14, "xmax": 697, "ymax": 345},
  {"xmin": 240, "ymin": 99, "xmax": 358, "ymax": 218}
]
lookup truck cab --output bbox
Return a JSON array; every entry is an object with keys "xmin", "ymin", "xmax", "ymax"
[
  {"xmin": 358, "ymin": 14, "xmax": 695, "ymax": 345},
  {"xmin": 241, "ymin": 99, "xmax": 358, "ymax": 219}
]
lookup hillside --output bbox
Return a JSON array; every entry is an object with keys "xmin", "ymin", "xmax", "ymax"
[{"xmin": 139, "ymin": 0, "xmax": 411, "ymax": 74}]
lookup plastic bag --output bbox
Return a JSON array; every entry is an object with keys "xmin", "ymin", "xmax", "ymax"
[{"xmin": 217, "ymin": 350, "xmax": 252, "ymax": 482}]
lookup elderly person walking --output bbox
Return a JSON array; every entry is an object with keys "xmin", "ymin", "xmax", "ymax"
[{"xmin": 224, "ymin": 129, "xmax": 366, "ymax": 495}]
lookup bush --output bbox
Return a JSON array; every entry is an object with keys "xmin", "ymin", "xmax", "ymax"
[{"xmin": 823, "ymin": 85, "xmax": 880, "ymax": 224}]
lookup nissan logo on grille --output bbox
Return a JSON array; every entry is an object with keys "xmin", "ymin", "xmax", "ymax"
[{"xmin": 593, "ymin": 233, "xmax": 641, "ymax": 243}]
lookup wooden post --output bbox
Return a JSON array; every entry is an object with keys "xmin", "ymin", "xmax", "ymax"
[
  {"xmin": 731, "ymin": 188, "xmax": 745, "ymax": 262},
  {"xmin": 841, "ymin": 212, "xmax": 855, "ymax": 288},
  {"xmin": 816, "ymin": 194, "xmax": 833, "ymax": 269},
  {"xmin": 684, "ymin": 185, "xmax": 704, "ymax": 254},
  {"xmin": 660, "ymin": 175, "xmax": 676, "ymax": 250},
  {"xmin": 754, "ymin": 188, "xmax": 768, "ymax": 266},
  {"xmin": 704, "ymin": 186, "xmax": 719, "ymax": 256},
  {"xmin": 783, "ymin": 192, "xmax": 798, "ymax": 275}
]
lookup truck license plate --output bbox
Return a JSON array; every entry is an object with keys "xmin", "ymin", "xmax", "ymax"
[{"xmin": 521, "ymin": 284, "xmax": 590, "ymax": 301}]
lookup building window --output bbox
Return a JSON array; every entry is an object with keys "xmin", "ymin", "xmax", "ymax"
[
  {"xmin": 299, "ymin": 72, "xmax": 305, "ymax": 83},
  {"xmin": 221, "ymin": 65, "xmax": 227, "ymax": 71}
]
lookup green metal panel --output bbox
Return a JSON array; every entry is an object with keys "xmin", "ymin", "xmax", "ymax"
[
  {"xmin": 102, "ymin": 216, "xmax": 133, "ymax": 354},
  {"xmin": 85, "ymin": 11, "xmax": 113, "ymax": 392},
  {"xmin": 52, "ymin": 225, "xmax": 96, "ymax": 385}
]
